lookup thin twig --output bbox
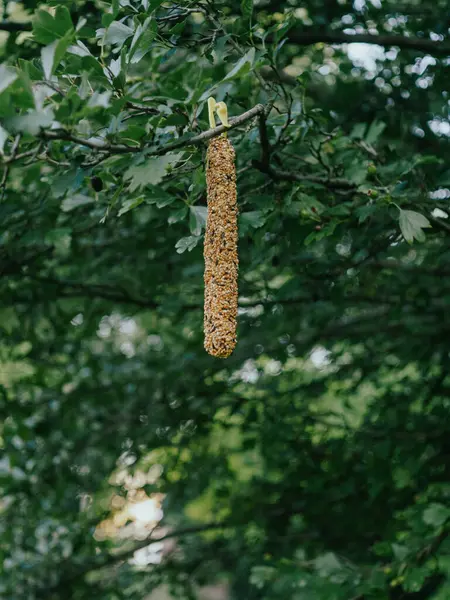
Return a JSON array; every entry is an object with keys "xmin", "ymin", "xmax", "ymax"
[{"xmin": 1, "ymin": 134, "xmax": 21, "ymax": 199}]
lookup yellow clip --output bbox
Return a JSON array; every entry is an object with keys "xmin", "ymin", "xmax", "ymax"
[
  {"xmin": 207, "ymin": 97, "xmax": 230, "ymax": 135},
  {"xmin": 208, "ymin": 97, "xmax": 217, "ymax": 129},
  {"xmin": 215, "ymin": 102, "xmax": 229, "ymax": 128}
]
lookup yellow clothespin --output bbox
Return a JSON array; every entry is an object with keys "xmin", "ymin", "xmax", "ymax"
[
  {"xmin": 208, "ymin": 97, "xmax": 217, "ymax": 129},
  {"xmin": 207, "ymin": 97, "xmax": 230, "ymax": 135},
  {"xmin": 215, "ymin": 101, "xmax": 229, "ymax": 128}
]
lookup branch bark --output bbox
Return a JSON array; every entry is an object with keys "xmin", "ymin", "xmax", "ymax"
[
  {"xmin": 254, "ymin": 159, "xmax": 356, "ymax": 190},
  {"xmin": 46, "ymin": 522, "xmax": 230, "ymax": 591},
  {"xmin": 40, "ymin": 104, "xmax": 266, "ymax": 157},
  {"xmin": 0, "ymin": 21, "xmax": 31, "ymax": 32},
  {"xmin": 286, "ymin": 29, "xmax": 450, "ymax": 56}
]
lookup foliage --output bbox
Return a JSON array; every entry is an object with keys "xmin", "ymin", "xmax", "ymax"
[{"xmin": 1, "ymin": 1, "xmax": 450, "ymax": 599}]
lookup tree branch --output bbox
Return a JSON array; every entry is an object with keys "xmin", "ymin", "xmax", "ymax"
[
  {"xmin": 255, "ymin": 113, "xmax": 355, "ymax": 189},
  {"xmin": 41, "ymin": 104, "xmax": 266, "ymax": 157},
  {"xmin": 98, "ymin": 522, "xmax": 229, "ymax": 569},
  {"xmin": 25, "ymin": 275, "xmax": 315, "ymax": 311},
  {"xmin": 48, "ymin": 522, "xmax": 230, "ymax": 590},
  {"xmin": 0, "ymin": 21, "xmax": 31, "ymax": 32},
  {"xmin": 286, "ymin": 29, "xmax": 450, "ymax": 56},
  {"xmin": 254, "ymin": 159, "xmax": 356, "ymax": 190},
  {"xmin": 258, "ymin": 112, "xmax": 272, "ymax": 169}
]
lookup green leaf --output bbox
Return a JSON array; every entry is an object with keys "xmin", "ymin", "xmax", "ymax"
[
  {"xmin": 345, "ymin": 161, "xmax": 367, "ymax": 184},
  {"xmin": 0, "ymin": 308, "xmax": 20, "ymax": 334},
  {"xmin": 223, "ymin": 48, "xmax": 255, "ymax": 81},
  {"xmin": 403, "ymin": 567, "xmax": 428, "ymax": 593},
  {"xmin": 41, "ymin": 30, "xmax": 74, "ymax": 79},
  {"xmin": 250, "ymin": 566, "xmax": 277, "ymax": 589},
  {"xmin": 398, "ymin": 209, "xmax": 431, "ymax": 244},
  {"xmin": 124, "ymin": 153, "xmax": 181, "ymax": 192},
  {"xmin": 392, "ymin": 543, "xmax": 409, "ymax": 561},
  {"xmin": 33, "ymin": 7, "xmax": 74, "ymax": 45},
  {"xmin": 314, "ymin": 552, "xmax": 342, "ymax": 577},
  {"xmin": 129, "ymin": 18, "xmax": 157, "ymax": 64},
  {"xmin": 423, "ymin": 503, "xmax": 450, "ymax": 528},
  {"xmin": 169, "ymin": 19, "xmax": 186, "ymax": 36},
  {"xmin": 118, "ymin": 197, "xmax": 145, "ymax": 216},
  {"xmin": 350, "ymin": 122, "xmax": 366, "ymax": 140},
  {"xmin": 168, "ymin": 205, "xmax": 188, "ymax": 224},
  {"xmin": 0, "ymin": 65, "xmax": 18, "ymax": 95},
  {"xmin": 61, "ymin": 194, "xmax": 94, "ymax": 212},
  {"xmin": 175, "ymin": 236, "xmax": 200, "ymax": 254},
  {"xmin": 0, "ymin": 124, "xmax": 9, "ymax": 153},
  {"xmin": 7, "ymin": 110, "xmax": 55, "ymax": 135},
  {"xmin": 240, "ymin": 210, "xmax": 265, "ymax": 233},
  {"xmin": 147, "ymin": 0, "xmax": 166, "ymax": 12},
  {"xmin": 189, "ymin": 206, "xmax": 207, "ymax": 236},
  {"xmin": 241, "ymin": 0, "xmax": 254, "ymax": 19},
  {"xmin": 304, "ymin": 221, "xmax": 338, "ymax": 246},
  {"xmin": 18, "ymin": 59, "xmax": 43, "ymax": 81},
  {"xmin": 365, "ymin": 121, "xmax": 386, "ymax": 145},
  {"xmin": 53, "ymin": 169, "xmax": 82, "ymax": 198},
  {"xmin": 147, "ymin": 187, "xmax": 175, "ymax": 208},
  {"xmin": 45, "ymin": 228, "xmax": 72, "ymax": 254},
  {"xmin": 102, "ymin": 21, "xmax": 134, "ymax": 48},
  {"xmin": 356, "ymin": 204, "xmax": 377, "ymax": 224}
]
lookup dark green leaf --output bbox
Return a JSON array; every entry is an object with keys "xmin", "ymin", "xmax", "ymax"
[{"xmin": 33, "ymin": 7, "xmax": 74, "ymax": 44}]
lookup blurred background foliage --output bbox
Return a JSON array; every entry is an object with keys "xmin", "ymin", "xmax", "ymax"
[{"xmin": 1, "ymin": 0, "xmax": 450, "ymax": 598}]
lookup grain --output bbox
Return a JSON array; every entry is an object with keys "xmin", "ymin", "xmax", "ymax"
[{"xmin": 204, "ymin": 135, "xmax": 238, "ymax": 358}]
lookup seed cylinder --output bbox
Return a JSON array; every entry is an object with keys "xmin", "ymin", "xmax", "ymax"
[{"xmin": 204, "ymin": 135, "xmax": 238, "ymax": 358}]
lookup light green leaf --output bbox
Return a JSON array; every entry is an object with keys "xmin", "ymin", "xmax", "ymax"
[
  {"xmin": 314, "ymin": 552, "xmax": 342, "ymax": 577},
  {"xmin": 392, "ymin": 543, "xmax": 409, "ymax": 561},
  {"xmin": 61, "ymin": 194, "xmax": 94, "ymax": 212},
  {"xmin": 350, "ymin": 123, "xmax": 366, "ymax": 139},
  {"xmin": 87, "ymin": 91, "xmax": 112, "ymax": 108},
  {"xmin": 366, "ymin": 121, "xmax": 386, "ymax": 145},
  {"xmin": 423, "ymin": 503, "xmax": 450, "ymax": 528},
  {"xmin": 103, "ymin": 21, "xmax": 134, "ymax": 48},
  {"xmin": 345, "ymin": 161, "xmax": 367, "ymax": 184},
  {"xmin": 0, "ymin": 65, "xmax": 18, "ymax": 95},
  {"xmin": 0, "ymin": 124, "xmax": 9, "ymax": 154},
  {"xmin": 118, "ymin": 197, "xmax": 145, "ymax": 216},
  {"xmin": 41, "ymin": 41, "xmax": 58, "ymax": 80},
  {"xmin": 0, "ymin": 307, "xmax": 20, "ymax": 334},
  {"xmin": 8, "ymin": 109, "xmax": 55, "ymax": 135},
  {"xmin": 223, "ymin": 48, "xmax": 255, "ymax": 81},
  {"xmin": 250, "ymin": 566, "xmax": 277, "ymax": 590},
  {"xmin": 399, "ymin": 209, "xmax": 431, "ymax": 244},
  {"xmin": 67, "ymin": 41, "xmax": 93, "ymax": 58},
  {"xmin": 124, "ymin": 153, "xmax": 181, "ymax": 192},
  {"xmin": 189, "ymin": 206, "xmax": 207, "ymax": 236},
  {"xmin": 241, "ymin": 0, "xmax": 253, "ymax": 19},
  {"xmin": 41, "ymin": 30, "xmax": 74, "ymax": 79},
  {"xmin": 175, "ymin": 236, "xmax": 200, "ymax": 254},
  {"xmin": 45, "ymin": 228, "xmax": 72, "ymax": 254}
]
